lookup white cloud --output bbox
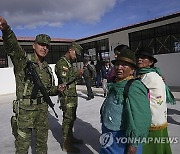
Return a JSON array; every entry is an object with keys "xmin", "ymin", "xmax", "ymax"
[{"xmin": 0, "ymin": 0, "xmax": 117, "ymax": 29}]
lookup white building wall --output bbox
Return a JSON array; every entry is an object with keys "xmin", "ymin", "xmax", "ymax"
[
  {"xmin": 155, "ymin": 53, "xmax": 180, "ymax": 86},
  {"xmin": 108, "ymin": 30, "xmax": 129, "ymax": 60},
  {"xmin": 0, "ymin": 67, "xmax": 16, "ymax": 95}
]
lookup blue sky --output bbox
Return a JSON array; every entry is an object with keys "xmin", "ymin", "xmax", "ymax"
[{"xmin": 1, "ymin": 0, "xmax": 180, "ymax": 39}]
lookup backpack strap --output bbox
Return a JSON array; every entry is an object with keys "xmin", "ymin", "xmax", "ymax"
[
  {"xmin": 123, "ymin": 79, "xmax": 136, "ymax": 101},
  {"xmin": 123, "ymin": 78, "xmax": 150, "ymax": 101}
]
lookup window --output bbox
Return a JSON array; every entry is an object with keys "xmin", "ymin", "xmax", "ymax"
[
  {"xmin": 80, "ymin": 38, "xmax": 109, "ymax": 61},
  {"xmin": 45, "ymin": 45, "xmax": 69, "ymax": 64},
  {"xmin": 129, "ymin": 21, "xmax": 180, "ymax": 55},
  {"xmin": 0, "ymin": 46, "xmax": 8, "ymax": 68}
]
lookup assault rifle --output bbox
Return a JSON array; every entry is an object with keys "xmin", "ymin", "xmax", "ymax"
[{"xmin": 26, "ymin": 61, "xmax": 58, "ymax": 118}]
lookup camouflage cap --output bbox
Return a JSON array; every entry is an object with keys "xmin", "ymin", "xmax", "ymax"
[
  {"xmin": 71, "ymin": 42, "xmax": 83, "ymax": 55},
  {"xmin": 35, "ymin": 34, "xmax": 51, "ymax": 46}
]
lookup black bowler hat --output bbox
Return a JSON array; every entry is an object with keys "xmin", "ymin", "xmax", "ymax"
[{"xmin": 136, "ymin": 46, "xmax": 157, "ymax": 63}]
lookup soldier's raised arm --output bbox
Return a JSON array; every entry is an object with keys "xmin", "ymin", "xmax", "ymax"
[{"xmin": 0, "ymin": 16, "xmax": 26, "ymax": 72}]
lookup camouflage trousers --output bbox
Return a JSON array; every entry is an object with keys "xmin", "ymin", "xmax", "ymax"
[
  {"xmin": 60, "ymin": 96, "xmax": 78, "ymax": 137},
  {"xmin": 13, "ymin": 99, "xmax": 49, "ymax": 154}
]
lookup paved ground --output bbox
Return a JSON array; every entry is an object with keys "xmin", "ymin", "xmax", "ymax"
[{"xmin": 0, "ymin": 85, "xmax": 180, "ymax": 154}]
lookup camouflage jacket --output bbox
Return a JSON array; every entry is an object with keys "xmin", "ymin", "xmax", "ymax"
[
  {"xmin": 2, "ymin": 26, "xmax": 58, "ymax": 100},
  {"xmin": 55, "ymin": 56, "xmax": 78, "ymax": 97}
]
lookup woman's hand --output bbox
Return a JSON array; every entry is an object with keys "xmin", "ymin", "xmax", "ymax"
[{"xmin": 127, "ymin": 145, "xmax": 137, "ymax": 154}]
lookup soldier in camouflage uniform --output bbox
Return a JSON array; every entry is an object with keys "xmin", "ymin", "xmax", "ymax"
[
  {"xmin": 82, "ymin": 58, "xmax": 95, "ymax": 100},
  {"xmin": 55, "ymin": 42, "xmax": 83, "ymax": 153},
  {"xmin": 0, "ymin": 16, "xmax": 64, "ymax": 154}
]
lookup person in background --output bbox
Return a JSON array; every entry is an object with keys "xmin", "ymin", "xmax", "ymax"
[
  {"xmin": 101, "ymin": 60, "xmax": 112, "ymax": 97},
  {"xmin": 99, "ymin": 48, "xmax": 151, "ymax": 154},
  {"xmin": 82, "ymin": 59, "xmax": 95, "ymax": 100},
  {"xmin": 0, "ymin": 16, "xmax": 64, "ymax": 154},
  {"xmin": 135, "ymin": 46, "xmax": 173, "ymax": 154},
  {"xmin": 95, "ymin": 60, "xmax": 103, "ymax": 88},
  {"xmin": 55, "ymin": 42, "xmax": 83, "ymax": 153},
  {"xmin": 90, "ymin": 60, "xmax": 97, "ymax": 86},
  {"xmin": 108, "ymin": 44, "xmax": 130, "ymax": 82}
]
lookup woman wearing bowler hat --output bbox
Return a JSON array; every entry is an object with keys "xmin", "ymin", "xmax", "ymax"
[
  {"xmin": 99, "ymin": 48, "xmax": 151, "ymax": 154},
  {"xmin": 136, "ymin": 46, "xmax": 173, "ymax": 154}
]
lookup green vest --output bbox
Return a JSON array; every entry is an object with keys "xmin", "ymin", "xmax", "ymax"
[{"xmin": 100, "ymin": 80, "xmax": 126, "ymax": 131}]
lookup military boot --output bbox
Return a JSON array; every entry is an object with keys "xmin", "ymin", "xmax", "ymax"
[
  {"xmin": 70, "ymin": 132, "xmax": 83, "ymax": 144},
  {"xmin": 63, "ymin": 137, "xmax": 80, "ymax": 153}
]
